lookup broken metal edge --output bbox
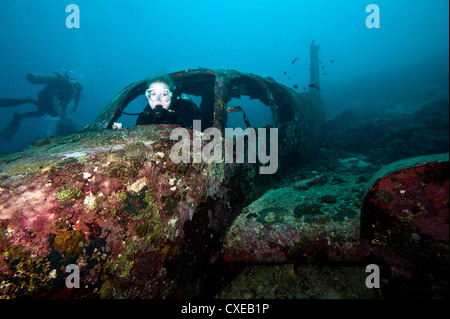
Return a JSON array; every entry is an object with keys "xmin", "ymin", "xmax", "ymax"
[
  {"xmin": 87, "ymin": 68, "xmax": 311, "ymax": 132},
  {"xmin": 364, "ymin": 152, "xmax": 449, "ymax": 198}
]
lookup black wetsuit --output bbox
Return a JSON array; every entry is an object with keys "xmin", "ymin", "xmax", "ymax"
[
  {"xmin": 136, "ymin": 97, "xmax": 201, "ymax": 129},
  {"xmin": 0, "ymin": 77, "xmax": 82, "ymax": 142},
  {"xmin": 36, "ymin": 83, "xmax": 64, "ymax": 117}
]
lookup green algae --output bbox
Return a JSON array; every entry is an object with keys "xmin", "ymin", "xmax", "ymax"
[
  {"xmin": 257, "ymin": 207, "xmax": 287, "ymax": 224},
  {"xmin": 56, "ymin": 184, "xmax": 83, "ymax": 202},
  {"xmin": 133, "ymin": 191, "xmax": 177, "ymax": 245},
  {"xmin": 123, "ymin": 142, "xmax": 149, "ymax": 158},
  {"xmin": 103, "ymin": 146, "xmax": 146, "ymax": 179},
  {"xmin": 3, "ymin": 162, "xmax": 45, "ymax": 177},
  {"xmin": 108, "ymin": 191, "xmax": 127, "ymax": 203},
  {"xmin": 102, "ymin": 239, "xmax": 136, "ymax": 282},
  {"xmin": 105, "ymin": 161, "xmax": 139, "ymax": 179},
  {"xmin": 117, "ymin": 241, "xmax": 136, "ymax": 278}
]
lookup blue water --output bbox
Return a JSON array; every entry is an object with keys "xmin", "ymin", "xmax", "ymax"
[{"xmin": 0, "ymin": 0, "xmax": 448, "ymax": 153}]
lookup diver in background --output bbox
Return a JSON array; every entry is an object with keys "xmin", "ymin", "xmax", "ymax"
[
  {"xmin": 0, "ymin": 72, "xmax": 83, "ymax": 142},
  {"xmin": 136, "ymin": 75, "xmax": 201, "ymax": 129}
]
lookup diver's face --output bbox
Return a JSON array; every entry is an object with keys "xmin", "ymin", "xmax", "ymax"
[{"xmin": 145, "ymin": 82, "xmax": 172, "ymax": 110}]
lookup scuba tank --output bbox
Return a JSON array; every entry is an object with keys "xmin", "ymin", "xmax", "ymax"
[{"xmin": 26, "ymin": 72, "xmax": 66, "ymax": 85}]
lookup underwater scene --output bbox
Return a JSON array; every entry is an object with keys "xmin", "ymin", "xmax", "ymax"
[{"xmin": 0, "ymin": 0, "xmax": 448, "ymax": 306}]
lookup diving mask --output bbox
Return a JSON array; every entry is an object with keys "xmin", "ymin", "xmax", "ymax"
[
  {"xmin": 145, "ymin": 82, "xmax": 173, "ymax": 111},
  {"xmin": 145, "ymin": 82, "xmax": 172, "ymax": 112}
]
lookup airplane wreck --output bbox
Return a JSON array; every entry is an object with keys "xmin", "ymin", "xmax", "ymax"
[
  {"xmin": 0, "ymin": 47, "xmax": 324, "ymax": 298},
  {"xmin": 0, "ymin": 41, "xmax": 447, "ymax": 298}
]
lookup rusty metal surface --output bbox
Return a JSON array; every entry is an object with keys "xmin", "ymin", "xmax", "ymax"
[{"xmin": 360, "ymin": 153, "xmax": 449, "ymax": 297}]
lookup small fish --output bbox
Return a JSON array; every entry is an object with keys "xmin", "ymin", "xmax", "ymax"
[
  {"xmin": 292, "ymin": 57, "xmax": 298, "ymax": 64},
  {"xmin": 330, "ymin": 60, "xmax": 335, "ymax": 63},
  {"xmin": 283, "ymin": 71, "xmax": 287, "ymax": 75},
  {"xmin": 293, "ymin": 84, "xmax": 298, "ymax": 89},
  {"xmin": 288, "ymin": 77, "xmax": 291, "ymax": 80},
  {"xmin": 321, "ymin": 65, "xmax": 324, "ymax": 69},
  {"xmin": 303, "ymin": 86, "xmax": 306, "ymax": 90},
  {"xmin": 322, "ymin": 73, "xmax": 327, "ymax": 75}
]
